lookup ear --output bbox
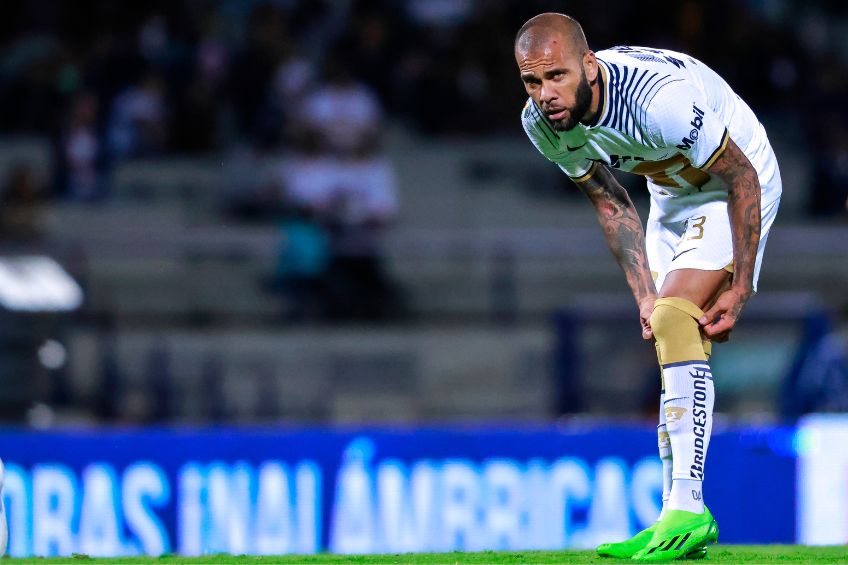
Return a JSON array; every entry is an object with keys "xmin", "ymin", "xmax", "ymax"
[{"xmin": 583, "ymin": 51, "xmax": 598, "ymax": 82}]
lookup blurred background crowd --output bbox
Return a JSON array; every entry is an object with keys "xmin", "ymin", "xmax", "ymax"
[
  {"xmin": 0, "ymin": 0, "xmax": 846, "ymax": 427},
  {"xmin": 3, "ymin": 0, "xmax": 848, "ymax": 211}
]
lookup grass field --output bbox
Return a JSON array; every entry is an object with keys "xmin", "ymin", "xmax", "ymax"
[{"xmin": 5, "ymin": 546, "xmax": 847, "ymax": 564}]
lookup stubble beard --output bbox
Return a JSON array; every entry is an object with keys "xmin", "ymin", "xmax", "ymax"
[{"xmin": 552, "ymin": 69, "xmax": 593, "ymax": 132}]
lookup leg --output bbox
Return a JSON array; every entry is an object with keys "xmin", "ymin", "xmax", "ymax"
[
  {"xmin": 634, "ymin": 173, "xmax": 779, "ymax": 561},
  {"xmin": 606, "ymin": 215, "xmax": 729, "ymax": 560},
  {"xmin": 655, "ymin": 269, "xmax": 730, "ymax": 517},
  {"xmin": 632, "ymin": 269, "xmax": 725, "ymax": 560},
  {"xmin": 656, "ymin": 267, "xmax": 729, "ymax": 511}
]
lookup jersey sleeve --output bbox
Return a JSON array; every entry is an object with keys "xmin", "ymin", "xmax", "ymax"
[
  {"xmin": 521, "ymin": 100, "xmax": 596, "ymax": 181},
  {"xmin": 644, "ymin": 81, "xmax": 729, "ymax": 169}
]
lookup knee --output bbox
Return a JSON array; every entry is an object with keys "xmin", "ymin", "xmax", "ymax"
[
  {"xmin": 650, "ymin": 297, "xmax": 704, "ymax": 339},
  {"xmin": 650, "ymin": 297, "xmax": 707, "ymax": 364},
  {"xmin": 649, "ymin": 304, "xmax": 677, "ymax": 340}
]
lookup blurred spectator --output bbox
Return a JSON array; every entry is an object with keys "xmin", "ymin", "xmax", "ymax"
[
  {"xmin": 276, "ymin": 212, "xmax": 331, "ymax": 321},
  {"xmin": 107, "ymin": 72, "xmax": 168, "ymax": 159},
  {"xmin": 299, "ymin": 54, "xmax": 382, "ymax": 156},
  {"xmin": 275, "ymin": 130, "xmax": 340, "ymax": 216},
  {"xmin": 0, "ymin": 163, "xmax": 46, "ymax": 242},
  {"xmin": 270, "ymin": 125, "xmax": 403, "ymax": 321},
  {"xmin": 271, "ymin": 130, "xmax": 335, "ymax": 320},
  {"xmin": 270, "ymin": 43, "xmax": 315, "ymax": 113},
  {"xmin": 56, "ymin": 91, "xmax": 108, "ymax": 200},
  {"xmin": 196, "ymin": 18, "xmax": 229, "ymax": 88},
  {"xmin": 333, "ymin": 142, "xmax": 399, "ymax": 229},
  {"xmin": 321, "ymin": 139, "xmax": 403, "ymax": 321}
]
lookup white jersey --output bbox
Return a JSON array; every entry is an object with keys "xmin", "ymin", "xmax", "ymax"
[{"xmin": 522, "ymin": 46, "xmax": 781, "ymax": 223}]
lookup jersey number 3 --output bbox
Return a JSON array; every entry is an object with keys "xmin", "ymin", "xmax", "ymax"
[{"xmin": 686, "ymin": 216, "xmax": 707, "ymax": 240}]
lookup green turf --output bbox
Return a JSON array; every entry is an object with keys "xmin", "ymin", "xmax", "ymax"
[{"xmin": 4, "ymin": 546, "xmax": 847, "ymax": 564}]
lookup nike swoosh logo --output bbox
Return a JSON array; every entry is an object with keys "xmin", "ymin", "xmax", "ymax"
[
  {"xmin": 566, "ymin": 143, "xmax": 587, "ymax": 151},
  {"xmin": 672, "ymin": 248, "xmax": 696, "ymax": 261}
]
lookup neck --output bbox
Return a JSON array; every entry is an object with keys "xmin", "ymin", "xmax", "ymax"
[
  {"xmin": 587, "ymin": 80, "xmax": 601, "ymax": 120},
  {"xmin": 580, "ymin": 65, "xmax": 604, "ymax": 127}
]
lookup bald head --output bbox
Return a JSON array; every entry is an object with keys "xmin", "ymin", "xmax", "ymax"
[
  {"xmin": 514, "ymin": 13, "xmax": 599, "ymax": 132},
  {"xmin": 514, "ymin": 13, "xmax": 589, "ymax": 58}
]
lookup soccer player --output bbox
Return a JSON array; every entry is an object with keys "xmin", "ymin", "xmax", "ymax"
[{"xmin": 515, "ymin": 13, "xmax": 781, "ymax": 561}]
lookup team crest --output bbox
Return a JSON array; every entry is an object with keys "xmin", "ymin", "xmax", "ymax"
[{"xmin": 665, "ymin": 406, "xmax": 687, "ymax": 424}]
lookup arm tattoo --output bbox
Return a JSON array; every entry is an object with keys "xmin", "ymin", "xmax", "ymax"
[
  {"xmin": 576, "ymin": 164, "xmax": 656, "ymax": 305},
  {"xmin": 705, "ymin": 137, "xmax": 761, "ymax": 301}
]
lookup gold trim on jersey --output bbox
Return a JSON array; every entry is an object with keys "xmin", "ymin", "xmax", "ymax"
[
  {"xmin": 702, "ymin": 128, "xmax": 730, "ymax": 170},
  {"xmin": 631, "ymin": 154, "xmax": 710, "ymax": 189},
  {"xmin": 571, "ymin": 161, "xmax": 599, "ymax": 183}
]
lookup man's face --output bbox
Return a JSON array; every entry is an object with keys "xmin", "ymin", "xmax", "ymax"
[{"xmin": 516, "ymin": 38, "xmax": 593, "ymax": 131}]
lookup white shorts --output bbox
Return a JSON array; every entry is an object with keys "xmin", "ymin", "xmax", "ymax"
[{"xmin": 647, "ymin": 196, "xmax": 781, "ymax": 293}]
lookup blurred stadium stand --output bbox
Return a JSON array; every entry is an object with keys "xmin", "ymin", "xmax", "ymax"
[{"xmin": 0, "ymin": 0, "xmax": 847, "ymax": 426}]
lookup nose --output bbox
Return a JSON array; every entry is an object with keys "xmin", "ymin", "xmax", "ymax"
[{"xmin": 539, "ymin": 81, "xmax": 557, "ymax": 105}]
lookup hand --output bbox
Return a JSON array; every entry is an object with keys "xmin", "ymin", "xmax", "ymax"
[
  {"xmin": 699, "ymin": 288, "xmax": 750, "ymax": 342},
  {"xmin": 639, "ymin": 296, "xmax": 657, "ymax": 340}
]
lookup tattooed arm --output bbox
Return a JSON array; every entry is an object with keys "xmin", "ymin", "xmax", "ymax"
[
  {"xmin": 576, "ymin": 163, "xmax": 657, "ymax": 339},
  {"xmin": 698, "ymin": 137, "xmax": 762, "ymax": 340}
]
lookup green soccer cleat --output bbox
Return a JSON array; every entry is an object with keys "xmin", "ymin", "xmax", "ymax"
[
  {"xmin": 631, "ymin": 507, "xmax": 719, "ymax": 561},
  {"xmin": 597, "ymin": 521, "xmax": 711, "ymax": 559}
]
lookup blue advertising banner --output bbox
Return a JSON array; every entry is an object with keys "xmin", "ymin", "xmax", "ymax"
[{"xmin": 0, "ymin": 424, "xmax": 796, "ymax": 557}]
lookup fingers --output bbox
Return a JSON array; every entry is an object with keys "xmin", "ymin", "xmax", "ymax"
[
  {"xmin": 699, "ymin": 306, "xmax": 720, "ymax": 327},
  {"xmin": 703, "ymin": 316, "xmax": 734, "ymax": 338},
  {"xmin": 698, "ymin": 289, "xmax": 743, "ymax": 343},
  {"xmin": 641, "ymin": 316, "xmax": 653, "ymax": 340}
]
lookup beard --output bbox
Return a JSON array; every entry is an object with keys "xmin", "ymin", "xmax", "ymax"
[{"xmin": 551, "ymin": 69, "xmax": 593, "ymax": 131}]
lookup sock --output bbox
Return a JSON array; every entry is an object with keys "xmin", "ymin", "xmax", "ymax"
[
  {"xmin": 650, "ymin": 297, "xmax": 715, "ymax": 515},
  {"xmin": 657, "ymin": 396, "xmax": 672, "ymax": 519},
  {"xmin": 664, "ymin": 360, "xmax": 713, "ymax": 513}
]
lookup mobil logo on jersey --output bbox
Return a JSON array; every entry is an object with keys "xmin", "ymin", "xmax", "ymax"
[{"xmin": 676, "ymin": 104, "xmax": 706, "ymax": 150}]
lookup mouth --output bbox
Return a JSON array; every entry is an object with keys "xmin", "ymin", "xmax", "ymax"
[{"xmin": 545, "ymin": 108, "xmax": 567, "ymax": 121}]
